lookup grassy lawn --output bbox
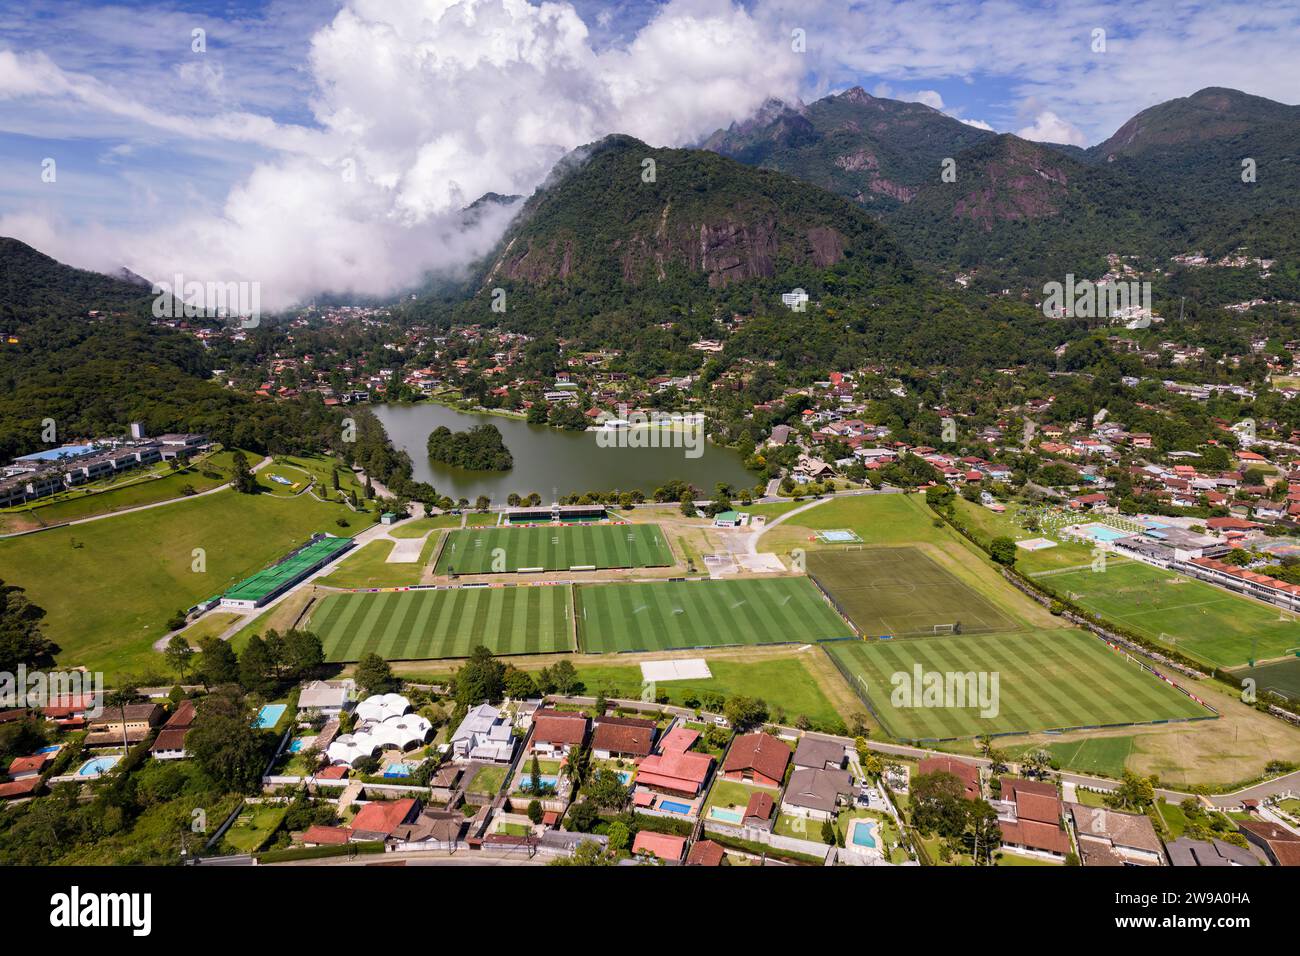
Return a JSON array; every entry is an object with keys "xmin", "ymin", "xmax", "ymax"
[
  {"xmin": 704, "ymin": 778, "xmax": 778, "ymax": 819},
  {"xmin": 1044, "ymin": 560, "xmax": 1300, "ymax": 668},
  {"xmin": 222, "ymin": 804, "xmax": 287, "ymax": 854},
  {"xmin": 465, "ymin": 512, "xmax": 499, "ymax": 527},
  {"xmin": 0, "ymin": 447, "xmax": 248, "ymax": 533},
  {"xmin": 176, "ymin": 611, "xmax": 244, "ymax": 647},
  {"xmin": 437, "ymin": 524, "xmax": 673, "ymax": 574},
  {"xmin": 826, "ymin": 629, "xmax": 1212, "ymax": 740},
  {"xmin": 316, "ymin": 537, "xmax": 435, "ymax": 589},
  {"xmin": 312, "ymin": 584, "xmax": 573, "ymax": 662},
  {"xmin": 575, "ymin": 577, "xmax": 853, "ymax": 653},
  {"xmin": 1037, "ymin": 736, "xmax": 1135, "ymax": 779},
  {"xmin": 995, "ymin": 850, "xmax": 1063, "ymax": 866},
  {"xmin": 0, "ymin": 488, "xmax": 359, "ymax": 680},
  {"xmin": 468, "ymin": 765, "xmax": 508, "ymax": 795},
  {"xmin": 569, "ymin": 655, "xmax": 846, "ymax": 730},
  {"xmin": 1072, "ymin": 788, "xmax": 1111, "ymax": 807},
  {"xmin": 389, "ymin": 515, "xmax": 462, "ymax": 538},
  {"xmin": 744, "ymin": 500, "xmax": 808, "ymax": 521},
  {"xmin": 950, "ymin": 497, "xmax": 1096, "ymax": 573}
]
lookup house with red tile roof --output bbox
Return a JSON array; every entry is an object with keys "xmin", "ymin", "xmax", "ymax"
[
  {"xmin": 917, "ymin": 756, "xmax": 981, "ymax": 799},
  {"xmin": 0, "ymin": 776, "xmax": 42, "ymax": 800},
  {"xmin": 632, "ymin": 830, "xmax": 687, "ymax": 863},
  {"xmin": 149, "ymin": 699, "xmax": 197, "ymax": 760},
  {"xmin": 721, "ymin": 733, "xmax": 791, "ymax": 788},
  {"xmin": 743, "ymin": 790, "xmax": 776, "ymax": 828},
  {"xmin": 996, "ymin": 777, "xmax": 1069, "ymax": 858},
  {"xmin": 685, "ymin": 839, "xmax": 725, "ymax": 866},
  {"xmin": 350, "ymin": 798, "xmax": 421, "ymax": 842},
  {"xmin": 7, "ymin": 752, "xmax": 52, "ymax": 780},
  {"xmin": 636, "ymin": 726, "xmax": 713, "ymax": 797},
  {"xmin": 591, "ymin": 715, "xmax": 656, "ymax": 759},
  {"xmin": 300, "ymin": 825, "xmax": 354, "ymax": 846},
  {"xmin": 530, "ymin": 709, "xmax": 588, "ymax": 758},
  {"xmin": 1237, "ymin": 820, "xmax": 1300, "ymax": 866}
]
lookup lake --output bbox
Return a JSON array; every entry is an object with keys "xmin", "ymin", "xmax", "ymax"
[{"xmin": 371, "ymin": 402, "xmax": 758, "ymax": 502}]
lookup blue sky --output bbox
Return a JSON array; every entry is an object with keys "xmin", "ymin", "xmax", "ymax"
[{"xmin": 1, "ymin": 0, "xmax": 1297, "ymax": 306}]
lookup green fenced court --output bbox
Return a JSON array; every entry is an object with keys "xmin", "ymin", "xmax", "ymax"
[
  {"xmin": 575, "ymin": 577, "xmax": 853, "ymax": 654},
  {"xmin": 436, "ymin": 523, "xmax": 674, "ymax": 574},
  {"xmin": 806, "ymin": 547, "xmax": 1020, "ymax": 637},
  {"xmin": 222, "ymin": 535, "xmax": 354, "ymax": 605},
  {"xmin": 311, "ymin": 585, "xmax": 573, "ymax": 662},
  {"xmin": 1041, "ymin": 560, "xmax": 1300, "ymax": 668},
  {"xmin": 825, "ymin": 629, "xmax": 1213, "ymax": 741}
]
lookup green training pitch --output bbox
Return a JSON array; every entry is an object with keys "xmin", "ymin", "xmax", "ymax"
[
  {"xmin": 575, "ymin": 577, "xmax": 853, "ymax": 654},
  {"xmin": 311, "ymin": 585, "xmax": 573, "ymax": 662},
  {"xmin": 1232, "ymin": 657, "xmax": 1300, "ymax": 701},
  {"xmin": 435, "ymin": 523, "xmax": 674, "ymax": 574},
  {"xmin": 1042, "ymin": 560, "xmax": 1300, "ymax": 668},
  {"xmin": 825, "ymin": 630, "xmax": 1212, "ymax": 740},
  {"xmin": 806, "ymin": 547, "xmax": 1020, "ymax": 637}
]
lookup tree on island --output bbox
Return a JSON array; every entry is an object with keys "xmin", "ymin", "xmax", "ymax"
[{"xmin": 426, "ymin": 424, "xmax": 513, "ymax": 471}]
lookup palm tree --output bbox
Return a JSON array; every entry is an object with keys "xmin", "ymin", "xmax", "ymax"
[{"xmin": 104, "ymin": 685, "xmax": 139, "ymax": 754}]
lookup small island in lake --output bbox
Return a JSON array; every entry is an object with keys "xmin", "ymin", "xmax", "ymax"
[{"xmin": 426, "ymin": 423, "xmax": 514, "ymax": 471}]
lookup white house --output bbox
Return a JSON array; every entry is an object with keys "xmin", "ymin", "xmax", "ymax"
[{"xmin": 450, "ymin": 703, "xmax": 516, "ymax": 763}]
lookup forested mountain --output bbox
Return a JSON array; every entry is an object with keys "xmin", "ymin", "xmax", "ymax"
[
  {"xmin": 0, "ymin": 238, "xmax": 153, "ymax": 326},
  {"xmin": 700, "ymin": 87, "xmax": 993, "ymax": 212},
  {"xmin": 443, "ymin": 133, "xmax": 916, "ymax": 341},
  {"xmin": 703, "ymin": 86, "xmax": 1300, "ymax": 291}
]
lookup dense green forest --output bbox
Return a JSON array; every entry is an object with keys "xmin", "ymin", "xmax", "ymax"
[{"xmin": 426, "ymin": 423, "xmax": 513, "ymax": 471}]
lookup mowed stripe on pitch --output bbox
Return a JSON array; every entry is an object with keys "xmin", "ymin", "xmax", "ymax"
[
  {"xmin": 576, "ymin": 578, "xmax": 853, "ymax": 654},
  {"xmin": 312, "ymin": 586, "xmax": 570, "ymax": 661},
  {"xmin": 435, "ymin": 524, "xmax": 672, "ymax": 573},
  {"xmin": 827, "ymin": 630, "xmax": 1211, "ymax": 739}
]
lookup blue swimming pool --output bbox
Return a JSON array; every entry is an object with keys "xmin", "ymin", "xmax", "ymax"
[
  {"xmin": 708, "ymin": 807, "xmax": 743, "ymax": 824},
  {"xmin": 851, "ymin": 820, "xmax": 879, "ymax": 848},
  {"xmin": 616, "ymin": 771, "xmax": 632, "ymax": 785},
  {"xmin": 253, "ymin": 704, "xmax": 286, "ymax": 729},
  {"xmin": 659, "ymin": 800, "xmax": 692, "ymax": 814},
  {"xmin": 383, "ymin": 764, "xmax": 412, "ymax": 778},
  {"xmin": 518, "ymin": 775, "xmax": 559, "ymax": 791},
  {"xmin": 76, "ymin": 755, "xmax": 120, "ymax": 777}
]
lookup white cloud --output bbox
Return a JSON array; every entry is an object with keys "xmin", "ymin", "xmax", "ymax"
[
  {"xmin": 1016, "ymin": 110, "xmax": 1086, "ymax": 146},
  {"xmin": 2, "ymin": 0, "xmax": 803, "ymax": 310},
  {"xmin": 960, "ymin": 118, "xmax": 995, "ymax": 131}
]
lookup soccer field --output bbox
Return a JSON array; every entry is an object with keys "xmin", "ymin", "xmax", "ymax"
[
  {"xmin": 311, "ymin": 585, "xmax": 573, "ymax": 662},
  {"xmin": 1232, "ymin": 657, "xmax": 1300, "ymax": 701},
  {"xmin": 825, "ymin": 630, "xmax": 1213, "ymax": 740},
  {"xmin": 435, "ymin": 523, "xmax": 674, "ymax": 574},
  {"xmin": 575, "ymin": 578, "xmax": 854, "ymax": 654},
  {"xmin": 806, "ymin": 547, "xmax": 1020, "ymax": 637},
  {"xmin": 1044, "ymin": 561, "xmax": 1300, "ymax": 668}
]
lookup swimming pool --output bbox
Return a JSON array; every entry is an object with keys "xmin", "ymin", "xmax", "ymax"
[
  {"xmin": 1087, "ymin": 525, "xmax": 1127, "ymax": 542},
  {"xmin": 708, "ymin": 806, "xmax": 743, "ymax": 824},
  {"xmin": 518, "ymin": 775, "xmax": 559, "ymax": 791},
  {"xmin": 850, "ymin": 819, "xmax": 879, "ymax": 848},
  {"xmin": 659, "ymin": 800, "xmax": 692, "ymax": 814},
  {"xmin": 288, "ymin": 736, "xmax": 317, "ymax": 753},
  {"xmin": 383, "ymin": 764, "xmax": 412, "ymax": 778},
  {"xmin": 76, "ymin": 755, "xmax": 121, "ymax": 777},
  {"xmin": 616, "ymin": 771, "xmax": 632, "ymax": 785},
  {"xmin": 253, "ymin": 704, "xmax": 286, "ymax": 729}
]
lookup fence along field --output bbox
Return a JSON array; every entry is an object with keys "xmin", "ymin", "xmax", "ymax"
[
  {"xmin": 311, "ymin": 585, "xmax": 573, "ymax": 662},
  {"xmin": 824, "ymin": 630, "xmax": 1214, "ymax": 741},
  {"xmin": 806, "ymin": 546, "xmax": 1019, "ymax": 637},
  {"xmin": 435, "ymin": 523, "xmax": 674, "ymax": 574},
  {"xmin": 575, "ymin": 577, "xmax": 855, "ymax": 654}
]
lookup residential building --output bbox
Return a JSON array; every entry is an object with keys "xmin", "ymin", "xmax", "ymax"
[
  {"xmin": 1068, "ymin": 803, "xmax": 1166, "ymax": 866},
  {"xmin": 721, "ymin": 733, "xmax": 791, "ymax": 788},
  {"xmin": 781, "ymin": 767, "xmax": 854, "ymax": 821},
  {"xmin": 591, "ymin": 715, "xmax": 656, "ymax": 759}
]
